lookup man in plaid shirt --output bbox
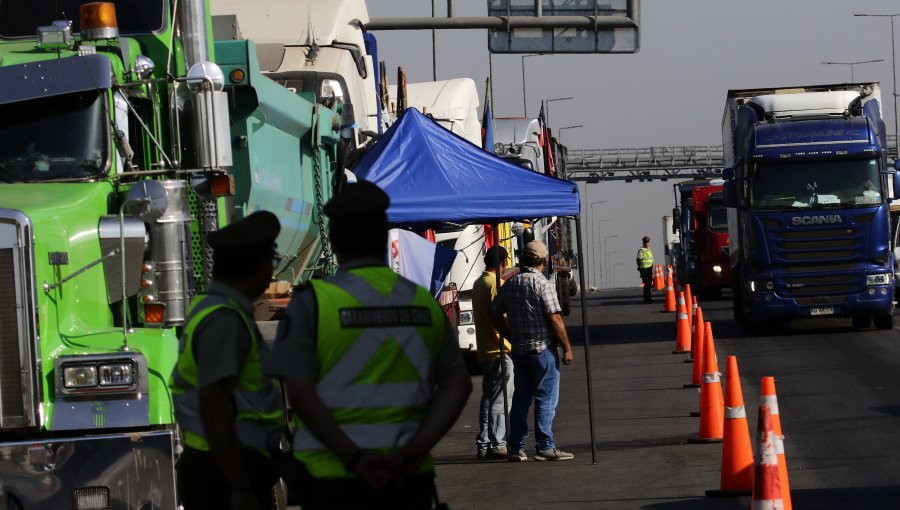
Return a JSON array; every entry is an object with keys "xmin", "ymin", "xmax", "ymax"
[{"xmin": 491, "ymin": 240, "xmax": 575, "ymax": 462}]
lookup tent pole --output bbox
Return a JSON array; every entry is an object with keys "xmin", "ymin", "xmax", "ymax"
[
  {"xmin": 491, "ymin": 223, "xmax": 512, "ymax": 445},
  {"xmin": 575, "ymin": 218, "xmax": 597, "ymax": 464}
]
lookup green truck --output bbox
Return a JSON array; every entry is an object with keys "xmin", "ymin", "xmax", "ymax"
[{"xmin": 0, "ymin": 1, "xmax": 340, "ymax": 507}]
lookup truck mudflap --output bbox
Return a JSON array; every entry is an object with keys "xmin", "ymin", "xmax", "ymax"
[
  {"xmin": 0, "ymin": 430, "xmax": 176, "ymax": 509},
  {"xmin": 747, "ymin": 289, "xmax": 893, "ymax": 319}
]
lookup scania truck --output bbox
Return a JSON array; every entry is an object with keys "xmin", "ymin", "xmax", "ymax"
[
  {"xmin": 722, "ymin": 83, "xmax": 899, "ymax": 332},
  {"xmin": 0, "ymin": 0, "xmax": 340, "ymax": 506}
]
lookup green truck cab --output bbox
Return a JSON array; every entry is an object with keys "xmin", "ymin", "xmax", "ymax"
[{"xmin": 0, "ymin": 1, "xmax": 339, "ymax": 507}]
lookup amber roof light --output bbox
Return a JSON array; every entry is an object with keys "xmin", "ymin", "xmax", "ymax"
[{"xmin": 80, "ymin": 2, "xmax": 119, "ymax": 40}]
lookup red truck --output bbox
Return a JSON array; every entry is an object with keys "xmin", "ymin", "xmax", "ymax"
[{"xmin": 675, "ymin": 182, "xmax": 731, "ymax": 299}]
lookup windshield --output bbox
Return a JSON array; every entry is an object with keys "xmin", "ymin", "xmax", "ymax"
[
  {"xmin": 750, "ymin": 158, "xmax": 882, "ymax": 210},
  {"xmin": 708, "ymin": 202, "xmax": 727, "ymax": 231},
  {"xmin": 0, "ymin": 91, "xmax": 107, "ymax": 182},
  {"xmin": 0, "ymin": 0, "xmax": 165, "ymax": 38}
]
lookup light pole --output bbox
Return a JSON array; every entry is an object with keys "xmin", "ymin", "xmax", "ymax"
[
  {"xmin": 589, "ymin": 200, "xmax": 607, "ymax": 288},
  {"xmin": 521, "ymin": 54, "xmax": 541, "ymax": 117},
  {"xmin": 593, "ymin": 217, "xmax": 611, "ymax": 288},
  {"xmin": 855, "ymin": 13, "xmax": 900, "ymax": 158},
  {"xmin": 603, "ymin": 235, "xmax": 618, "ymax": 289},
  {"xmin": 821, "ymin": 59, "xmax": 884, "ymax": 82},
  {"xmin": 544, "ymin": 96, "xmax": 574, "ymax": 126},
  {"xmin": 605, "ymin": 250, "xmax": 619, "ymax": 290},
  {"xmin": 558, "ymin": 125, "xmax": 583, "ymax": 143}
]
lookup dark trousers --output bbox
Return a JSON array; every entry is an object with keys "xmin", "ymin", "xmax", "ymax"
[
  {"xmin": 176, "ymin": 446, "xmax": 277, "ymax": 510},
  {"xmin": 639, "ymin": 267, "xmax": 653, "ymax": 302},
  {"xmin": 281, "ymin": 456, "xmax": 436, "ymax": 510}
]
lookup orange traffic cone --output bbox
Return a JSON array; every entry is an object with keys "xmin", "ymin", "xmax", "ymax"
[
  {"xmin": 673, "ymin": 292, "xmax": 691, "ymax": 354},
  {"xmin": 707, "ymin": 356, "xmax": 754, "ymax": 496},
  {"xmin": 761, "ymin": 377, "xmax": 792, "ymax": 510},
  {"xmin": 750, "ymin": 405, "xmax": 783, "ymax": 509},
  {"xmin": 684, "ymin": 284, "xmax": 694, "ymax": 335},
  {"xmin": 685, "ymin": 319, "xmax": 708, "ymax": 388},
  {"xmin": 691, "ymin": 295, "xmax": 699, "ymax": 333},
  {"xmin": 686, "ymin": 306, "xmax": 704, "ymax": 365},
  {"xmin": 663, "ymin": 272, "xmax": 676, "ymax": 313},
  {"xmin": 654, "ymin": 264, "xmax": 665, "ymax": 290},
  {"xmin": 689, "ymin": 324, "xmax": 723, "ymax": 443}
]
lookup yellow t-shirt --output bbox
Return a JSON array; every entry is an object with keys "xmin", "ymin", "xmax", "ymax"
[{"xmin": 472, "ymin": 271, "xmax": 512, "ymax": 363}]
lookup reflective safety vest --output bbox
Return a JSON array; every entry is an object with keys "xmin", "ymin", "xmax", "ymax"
[
  {"xmin": 637, "ymin": 247, "xmax": 654, "ymax": 269},
  {"xmin": 169, "ymin": 293, "xmax": 283, "ymax": 455},
  {"xmin": 293, "ymin": 266, "xmax": 445, "ymax": 479}
]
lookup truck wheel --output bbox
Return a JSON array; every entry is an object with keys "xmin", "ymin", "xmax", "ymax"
[
  {"xmin": 873, "ymin": 312, "xmax": 895, "ymax": 330},
  {"xmin": 852, "ymin": 315, "xmax": 873, "ymax": 329},
  {"xmin": 732, "ymin": 266, "xmax": 745, "ymax": 324}
]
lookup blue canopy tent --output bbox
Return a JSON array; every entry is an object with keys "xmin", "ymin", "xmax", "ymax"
[{"xmin": 352, "ymin": 108, "xmax": 598, "ymax": 463}]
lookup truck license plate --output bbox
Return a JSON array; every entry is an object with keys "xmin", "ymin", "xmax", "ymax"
[{"xmin": 810, "ymin": 307, "xmax": 834, "ymax": 316}]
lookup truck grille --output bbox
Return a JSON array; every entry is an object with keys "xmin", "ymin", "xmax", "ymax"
[
  {"xmin": 771, "ymin": 227, "xmax": 864, "ymax": 264},
  {"xmin": 0, "ymin": 249, "xmax": 24, "ymax": 422},
  {"xmin": 0, "ymin": 212, "xmax": 39, "ymax": 429}
]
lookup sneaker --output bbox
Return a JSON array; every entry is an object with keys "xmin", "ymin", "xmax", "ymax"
[
  {"xmin": 533, "ymin": 448, "xmax": 574, "ymax": 461},
  {"xmin": 507, "ymin": 450, "xmax": 528, "ymax": 462},
  {"xmin": 476, "ymin": 448, "xmax": 488, "ymax": 460},
  {"xmin": 487, "ymin": 447, "xmax": 508, "ymax": 459}
]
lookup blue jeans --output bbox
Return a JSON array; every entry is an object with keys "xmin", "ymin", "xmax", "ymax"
[
  {"xmin": 508, "ymin": 348, "xmax": 560, "ymax": 453},
  {"xmin": 476, "ymin": 355, "xmax": 513, "ymax": 451}
]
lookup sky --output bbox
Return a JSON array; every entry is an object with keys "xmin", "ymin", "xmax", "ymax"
[{"xmin": 367, "ymin": 0, "xmax": 900, "ymax": 289}]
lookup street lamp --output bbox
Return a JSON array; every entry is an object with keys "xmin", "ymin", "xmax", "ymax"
[
  {"xmin": 605, "ymin": 251, "xmax": 619, "ymax": 290},
  {"xmin": 855, "ymin": 12, "xmax": 900, "ymax": 158},
  {"xmin": 544, "ymin": 96, "xmax": 574, "ymax": 126},
  {"xmin": 589, "ymin": 200, "xmax": 607, "ymax": 287},
  {"xmin": 521, "ymin": 54, "xmax": 541, "ymax": 117},
  {"xmin": 558, "ymin": 125, "xmax": 583, "ymax": 143},
  {"xmin": 821, "ymin": 59, "xmax": 884, "ymax": 82},
  {"xmin": 593, "ymin": 217, "xmax": 611, "ymax": 288},
  {"xmin": 603, "ymin": 235, "xmax": 619, "ymax": 289}
]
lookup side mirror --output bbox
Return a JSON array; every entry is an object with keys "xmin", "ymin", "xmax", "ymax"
[
  {"xmin": 723, "ymin": 180, "xmax": 738, "ymax": 208},
  {"xmin": 893, "ymin": 167, "xmax": 900, "ymax": 200}
]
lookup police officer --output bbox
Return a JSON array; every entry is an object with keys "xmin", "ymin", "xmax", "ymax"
[
  {"xmin": 265, "ymin": 181, "xmax": 472, "ymax": 509},
  {"xmin": 636, "ymin": 235, "xmax": 654, "ymax": 303},
  {"xmin": 170, "ymin": 211, "xmax": 284, "ymax": 510}
]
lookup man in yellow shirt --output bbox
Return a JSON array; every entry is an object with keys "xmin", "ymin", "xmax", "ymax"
[{"xmin": 472, "ymin": 245, "xmax": 514, "ymax": 459}]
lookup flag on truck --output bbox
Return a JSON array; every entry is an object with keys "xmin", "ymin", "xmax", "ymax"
[{"xmin": 482, "ymin": 77, "xmax": 495, "ymax": 151}]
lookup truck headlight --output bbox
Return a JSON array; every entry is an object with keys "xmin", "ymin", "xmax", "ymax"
[
  {"xmin": 712, "ymin": 265, "xmax": 722, "ymax": 274},
  {"xmin": 749, "ymin": 280, "xmax": 774, "ymax": 292},
  {"xmin": 866, "ymin": 273, "xmax": 892, "ymax": 286},
  {"xmin": 63, "ymin": 366, "xmax": 97, "ymax": 389},
  {"xmin": 459, "ymin": 311, "xmax": 474, "ymax": 325},
  {"xmin": 99, "ymin": 363, "xmax": 134, "ymax": 386}
]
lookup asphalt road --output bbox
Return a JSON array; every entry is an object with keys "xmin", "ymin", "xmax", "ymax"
[{"xmin": 431, "ymin": 288, "xmax": 900, "ymax": 509}]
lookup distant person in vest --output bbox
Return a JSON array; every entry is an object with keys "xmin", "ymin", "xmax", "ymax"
[
  {"xmin": 636, "ymin": 235, "xmax": 654, "ymax": 303},
  {"xmin": 170, "ymin": 211, "xmax": 285, "ymax": 510},
  {"xmin": 266, "ymin": 181, "xmax": 472, "ymax": 509}
]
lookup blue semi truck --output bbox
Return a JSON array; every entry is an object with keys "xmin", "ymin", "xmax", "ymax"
[{"xmin": 722, "ymin": 83, "xmax": 900, "ymax": 332}]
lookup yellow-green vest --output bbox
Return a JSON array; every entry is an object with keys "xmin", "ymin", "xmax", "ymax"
[
  {"xmin": 638, "ymin": 247, "xmax": 654, "ymax": 269},
  {"xmin": 292, "ymin": 266, "xmax": 445, "ymax": 479},
  {"xmin": 169, "ymin": 293, "xmax": 283, "ymax": 454}
]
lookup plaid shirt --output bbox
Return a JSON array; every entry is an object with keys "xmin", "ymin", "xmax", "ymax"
[{"xmin": 492, "ymin": 266, "xmax": 562, "ymax": 354}]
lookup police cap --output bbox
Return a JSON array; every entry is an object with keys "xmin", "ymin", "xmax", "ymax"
[
  {"xmin": 642, "ymin": 235, "xmax": 650, "ymax": 243},
  {"xmin": 208, "ymin": 210, "xmax": 281, "ymax": 252},
  {"xmin": 323, "ymin": 180, "xmax": 390, "ymax": 221}
]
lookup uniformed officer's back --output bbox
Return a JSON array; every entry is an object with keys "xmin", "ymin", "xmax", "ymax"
[{"xmin": 264, "ymin": 181, "xmax": 472, "ymax": 510}]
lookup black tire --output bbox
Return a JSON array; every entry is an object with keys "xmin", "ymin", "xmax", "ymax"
[
  {"xmin": 852, "ymin": 315, "xmax": 873, "ymax": 329},
  {"xmin": 732, "ymin": 266, "xmax": 745, "ymax": 324},
  {"xmin": 874, "ymin": 312, "xmax": 895, "ymax": 330}
]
